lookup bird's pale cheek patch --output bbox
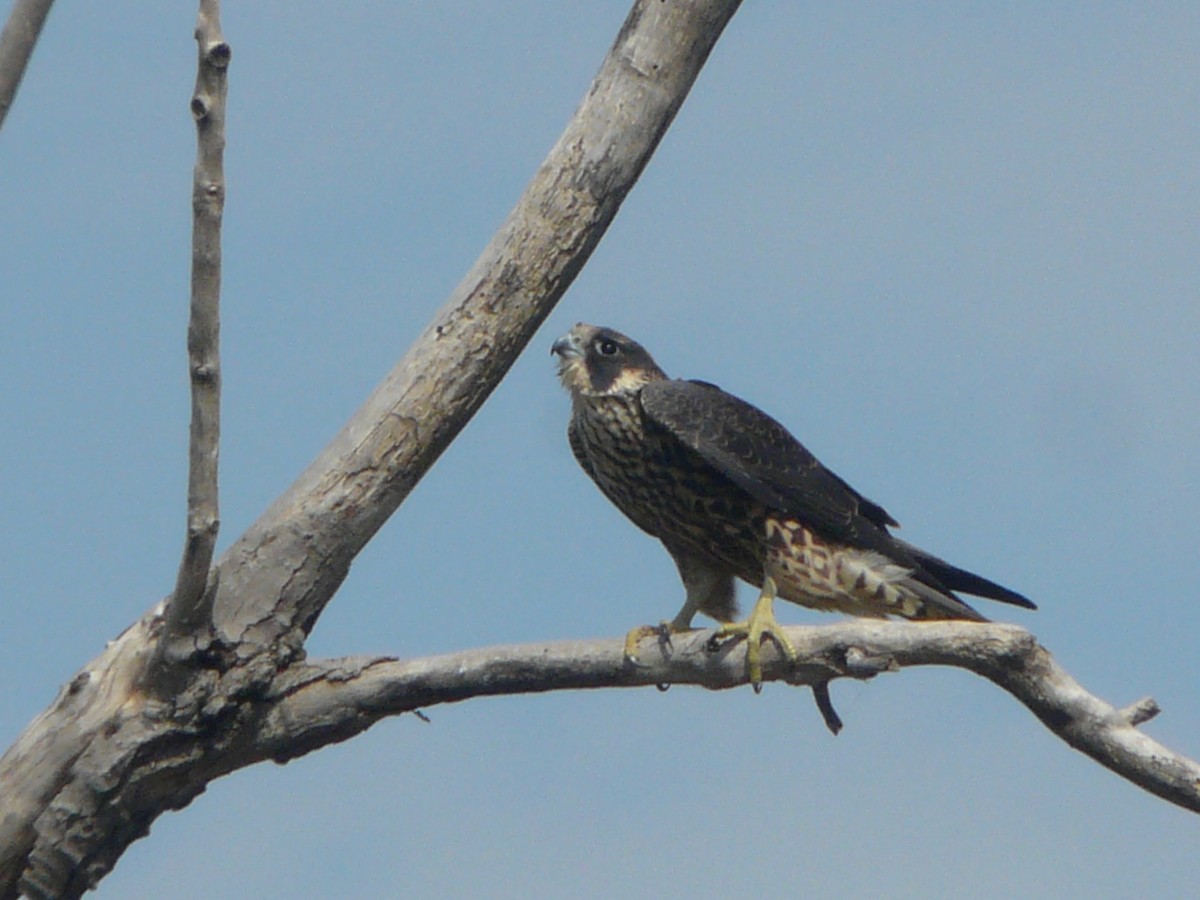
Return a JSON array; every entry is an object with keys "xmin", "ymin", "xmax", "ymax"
[
  {"xmin": 607, "ymin": 368, "xmax": 654, "ymax": 395},
  {"xmin": 557, "ymin": 358, "xmax": 592, "ymax": 395}
]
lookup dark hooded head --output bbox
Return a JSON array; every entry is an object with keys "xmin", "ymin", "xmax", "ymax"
[{"xmin": 552, "ymin": 323, "xmax": 667, "ymax": 398}]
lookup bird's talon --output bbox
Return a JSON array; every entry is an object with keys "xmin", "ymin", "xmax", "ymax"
[
  {"xmin": 624, "ymin": 622, "xmax": 687, "ymax": 665},
  {"xmin": 714, "ymin": 576, "xmax": 796, "ymax": 691},
  {"xmin": 623, "ymin": 624, "xmax": 655, "ymax": 664},
  {"xmin": 654, "ymin": 621, "xmax": 674, "ymax": 650}
]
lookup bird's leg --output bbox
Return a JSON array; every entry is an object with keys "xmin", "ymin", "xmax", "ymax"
[{"xmin": 711, "ymin": 575, "xmax": 797, "ymax": 692}]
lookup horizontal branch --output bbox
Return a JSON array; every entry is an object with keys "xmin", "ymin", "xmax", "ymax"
[
  {"xmin": 259, "ymin": 621, "xmax": 1200, "ymax": 815},
  {"xmin": 4, "ymin": 613, "xmax": 1194, "ymax": 899}
]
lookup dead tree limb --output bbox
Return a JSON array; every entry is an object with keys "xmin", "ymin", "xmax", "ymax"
[
  {"xmin": 0, "ymin": 3, "xmax": 744, "ymax": 897},
  {"xmin": 254, "ymin": 622, "xmax": 1199, "ymax": 816},
  {"xmin": 162, "ymin": 1, "xmax": 229, "ymax": 652}
]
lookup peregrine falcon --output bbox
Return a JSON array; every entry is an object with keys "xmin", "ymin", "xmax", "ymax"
[{"xmin": 552, "ymin": 323, "xmax": 1034, "ymax": 689}]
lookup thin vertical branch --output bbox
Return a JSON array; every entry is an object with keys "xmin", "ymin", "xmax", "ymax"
[
  {"xmin": 163, "ymin": 1, "xmax": 230, "ymax": 647},
  {"xmin": 0, "ymin": 0, "xmax": 56, "ymax": 130}
]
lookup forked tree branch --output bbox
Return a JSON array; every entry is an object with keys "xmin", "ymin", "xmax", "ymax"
[
  {"xmin": 0, "ymin": 3, "xmax": 745, "ymax": 896},
  {"xmin": 0, "ymin": 0, "xmax": 55, "ymax": 130}
]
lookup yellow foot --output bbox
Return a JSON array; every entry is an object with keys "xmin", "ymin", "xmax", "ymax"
[
  {"xmin": 623, "ymin": 621, "xmax": 693, "ymax": 665},
  {"xmin": 711, "ymin": 576, "xmax": 797, "ymax": 692}
]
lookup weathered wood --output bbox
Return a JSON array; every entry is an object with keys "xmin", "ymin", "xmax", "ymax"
[
  {"xmin": 161, "ymin": 0, "xmax": 228, "ymax": 659},
  {"xmin": 0, "ymin": 3, "xmax": 744, "ymax": 896},
  {"xmin": 255, "ymin": 622, "xmax": 1200, "ymax": 816}
]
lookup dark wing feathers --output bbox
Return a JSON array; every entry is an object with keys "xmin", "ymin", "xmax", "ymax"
[
  {"xmin": 639, "ymin": 379, "xmax": 899, "ymax": 555},
  {"xmin": 640, "ymin": 379, "xmax": 1036, "ymax": 613},
  {"xmin": 892, "ymin": 539, "xmax": 1037, "ymax": 610}
]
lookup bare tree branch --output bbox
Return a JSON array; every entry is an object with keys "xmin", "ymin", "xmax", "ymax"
[
  {"xmin": 257, "ymin": 622, "xmax": 1200, "ymax": 816},
  {"xmin": 161, "ymin": 2, "xmax": 229, "ymax": 655},
  {"xmin": 0, "ymin": 3, "xmax": 744, "ymax": 896},
  {"xmin": 0, "ymin": 0, "xmax": 54, "ymax": 130}
]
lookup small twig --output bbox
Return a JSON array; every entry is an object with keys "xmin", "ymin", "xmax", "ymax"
[
  {"xmin": 162, "ymin": 2, "xmax": 230, "ymax": 648},
  {"xmin": 844, "ymin": 646, "xmax": 899, "ymax": 678},
  {"xmin": 1119, "ymin": 696, "xmax": 1161, "ymax": 727},
  {"xmin": 811, "ymin": 682, "xmax": 843, "ymax": 735},
  {"xmin": 0, "ymin": 0, "xmax": 55, "ymax": 131}
]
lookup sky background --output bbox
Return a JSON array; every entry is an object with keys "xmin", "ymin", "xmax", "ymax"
[{"xmin": 2, "ymin": 3, "xmax": 1199, "ymax": 897}]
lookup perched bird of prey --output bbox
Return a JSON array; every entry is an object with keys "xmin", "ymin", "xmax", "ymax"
[{"xmin": 552, "ymin": 323, "xmax": 1034, "ymax": 689}]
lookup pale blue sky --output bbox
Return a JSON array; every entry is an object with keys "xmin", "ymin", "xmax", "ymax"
[{"xmin": 3, "ymin": 3, "xmax": 1199, "ymax": 897}]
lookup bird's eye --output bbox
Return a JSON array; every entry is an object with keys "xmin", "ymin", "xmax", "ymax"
[{"xmin": 597, "ymin": 339, "xmax": 619, "ymax": 356}]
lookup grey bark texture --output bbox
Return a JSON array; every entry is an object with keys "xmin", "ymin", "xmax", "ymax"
[
  {"xmin": 259, "ymin": 622, "xmax": 1200, "ymax": 815},
  {"xmin": 0, "ymin": 1, "xmax": 744, "ymax": 896},
  {"xmin": 163, "ymin": 0, "xmax": 228, "ymax": 654}
]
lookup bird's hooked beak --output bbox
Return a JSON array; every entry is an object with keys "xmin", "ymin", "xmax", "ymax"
[
  {"xmin": 551, "ymin": 330, "xmax": 584, "ymax": 361},
  {"xmin": 552, "ymin": 327, "xmax": 590, "ymax": 394}
]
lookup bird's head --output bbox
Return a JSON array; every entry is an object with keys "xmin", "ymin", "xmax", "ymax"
[{"xmin": 552, "ymin": 323, "xmax": 667, "ymax": 398}]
